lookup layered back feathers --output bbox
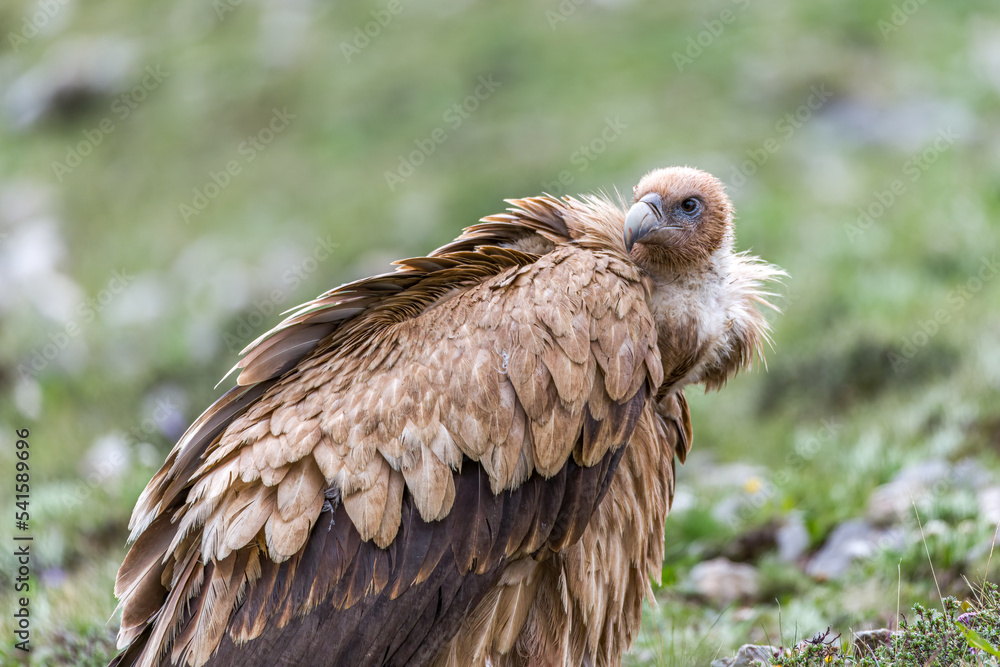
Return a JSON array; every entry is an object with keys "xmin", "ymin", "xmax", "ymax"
[
  {"xmin": 113, "ymin": 173, "xmax": 780, "ymax": 667},
  {"xmin": 115, "ymin": 194, "xmax": 665, "ymax": 667}
]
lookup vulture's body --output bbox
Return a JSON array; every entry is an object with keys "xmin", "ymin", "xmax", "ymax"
[{"xmin": 112, "ymin": 168, "xmax": 781, "ymax": 666}]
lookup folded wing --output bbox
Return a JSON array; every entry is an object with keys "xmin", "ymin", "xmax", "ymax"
[{"xmin": 112, "ymin": 199, "xmax": 665, "ymax": 667}]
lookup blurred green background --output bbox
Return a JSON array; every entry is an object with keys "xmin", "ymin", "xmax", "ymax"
[{"xmin": 1, "ymin": 0, "xmax": 999, "ymax": 664}]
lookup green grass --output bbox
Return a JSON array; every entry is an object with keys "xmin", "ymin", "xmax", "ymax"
[
  {"xmin": 1, "ymin": 0, "xmax": 999, "ymax": 664},
  {"xmin": 770, "ymin": 583, "xmax": 1000, "ymax": 666}
]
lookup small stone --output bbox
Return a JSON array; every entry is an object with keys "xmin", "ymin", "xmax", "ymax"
[
  {"xmin": 777, "ymin": 512, "xmax": 810, "ymax": 563},
  {"xmin": 710, "ymin": 643, "xmax": 777, "ymax": 667},
  {"xmin": 866, "ymin": 459, "xmax": 949, "ymax": 524},
  {"xmin": 806, "ymin": 519, "xmax": 903, "ymax": 580},
  {"xmin": 978, "ymin": 486, "xmax": 1000, "ymax": 525},
  {"xmin": 867, "ymin": 459, "xmax": 993, "ymax": 525},
  {"xmin": 687, "ymin": 557, "xmax": 759, "ymax": 606}
]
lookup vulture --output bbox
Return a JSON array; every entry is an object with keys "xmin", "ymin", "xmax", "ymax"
[{"xmin": 111, "ymin": 166, "xmax": 781, "ymax": 667}]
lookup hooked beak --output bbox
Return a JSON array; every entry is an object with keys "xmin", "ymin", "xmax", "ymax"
[{"xmin": 624, "ymin": 193, "xmax": 664, "ymax": 252}]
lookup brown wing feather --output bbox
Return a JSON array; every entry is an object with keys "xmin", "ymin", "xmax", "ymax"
[
  {"xmin": 205, "ymin": 444, "xmax": 631, "ymax": 667},
  {"xmin": 112, "ymin": 196, "xmax": 659, "ymax": 666},
  {"xmin": 440, "ymin": 391, "xmax": 689, "ymax": 667}
]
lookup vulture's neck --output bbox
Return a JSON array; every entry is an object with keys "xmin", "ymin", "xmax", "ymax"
[{"xmin": 642, "ymin": 242, "xmax": 776, "ymax": 393}]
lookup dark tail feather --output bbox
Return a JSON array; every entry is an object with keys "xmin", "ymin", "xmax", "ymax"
[{"xmin": 108, "ymin": 625, "xmax": 152, "ymax": 667}]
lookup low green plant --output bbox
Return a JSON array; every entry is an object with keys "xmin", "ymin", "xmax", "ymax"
[{"xmin": 769, "ymin": 584, "xmax": 1000, "ymax": 666}]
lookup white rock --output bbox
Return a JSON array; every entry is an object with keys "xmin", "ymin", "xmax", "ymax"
[
  {"xmin": 868, "ymin": 459, "xmax": 991, "ymax": 524},
  {"xmin": 711, "ymin": 644, "xmax": 776, "ymax": 667},
  {"xmin": 867, "ymin": 459, "xmax": 950, "ymax": 524},
  {"xmin": 978, "ymin": 486, "xmax": 1000, "ymax": 525},
  {"xmin": 806, "ymin": 519, "xmax": 904, "ymax": 580},
  {"xmin": 777, "ymin": 512, "xmax": 810, "ymax": 563},
  {"xmin": 687, "ymin": 557, "xmax": 759, "ymax": 606}
]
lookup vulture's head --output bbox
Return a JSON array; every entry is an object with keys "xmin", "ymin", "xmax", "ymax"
[{"xmin": 624, "ymin": 166, "xmax": 733, "ymax": 273}]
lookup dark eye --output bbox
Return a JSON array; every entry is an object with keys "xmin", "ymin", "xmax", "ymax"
[{"xmin": 679, "ymin": 198, "xmax": 701, "ymax": 216}]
